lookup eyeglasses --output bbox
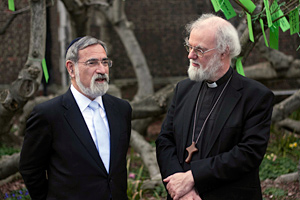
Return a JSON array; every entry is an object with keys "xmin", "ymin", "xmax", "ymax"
[
  {"xmin": 78, "ymin": 58, "xmax": 113, "ymax": 68},
  {"xmin": 184, "ymin": 44, "xmax": 216, "ymax": 58}
]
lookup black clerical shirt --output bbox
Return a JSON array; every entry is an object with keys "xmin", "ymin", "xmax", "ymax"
[{"xmin": 183, "ymin": 67, "xmax": 233, "ymax": 170}]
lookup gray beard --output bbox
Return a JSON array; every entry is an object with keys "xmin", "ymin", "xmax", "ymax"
[
  {"xmin": 187, "ymin": 54, "xmax": 222, "ymax": 82},
  {"xmin": 75, "ymin": 65, "xmax": 109, "ymax": 99}
]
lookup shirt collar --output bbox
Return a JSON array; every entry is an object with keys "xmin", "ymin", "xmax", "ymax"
[
  {"xmin": 206, "ymin": 67, "xmax": 233, "ymax": 88},
  {"xmin": 70, "ymin": 85, "xmax": 105, "ymax": 112}
]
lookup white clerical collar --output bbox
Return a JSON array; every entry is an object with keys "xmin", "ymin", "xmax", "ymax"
[
  {"xmin": 206, "ymin": 82, "xmax": 218, "ymax": 88},
  {"xmin": 205, "ymin": 67, "xmax": 233, "ymax": 88}
]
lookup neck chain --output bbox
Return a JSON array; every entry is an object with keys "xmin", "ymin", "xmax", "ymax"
[{"xmin": 185, "ymin": 75, "xmax": 232, "ymax": 163}]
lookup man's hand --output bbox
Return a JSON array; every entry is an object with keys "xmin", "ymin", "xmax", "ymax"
[
  {"xmin": 179, "ymin": 189, "xmax": 202, "ymax": 200},
  {"xmin": 163, "ymin": 170, "xmax": 194, "ymax": 200}
]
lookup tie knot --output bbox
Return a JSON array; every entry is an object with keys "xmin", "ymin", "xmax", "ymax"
[{"xmin": 89, "ymin": 101, "xmax": 100, "ymax": 111}]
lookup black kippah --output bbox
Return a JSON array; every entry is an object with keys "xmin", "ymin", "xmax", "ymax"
[{"xmin": 65, "ymin": 37, "xmax": 83, "ymax": 56}]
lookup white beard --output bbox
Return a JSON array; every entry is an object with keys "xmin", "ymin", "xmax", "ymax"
[
  {"xmin": 187, "ymin": 54, "xmax": 222, "ymax": 82},
  {"xmin": 75, "ymin": 65, "xmax": 109, "ymax": 99}
]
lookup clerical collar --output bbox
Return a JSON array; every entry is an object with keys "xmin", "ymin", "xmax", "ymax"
[
  {"xmin": 206, "ymin": 82, "xmax": 217, "ymax": 88},
  {"xmin": 206, "ymin": 67, "xmax": 233, "ymax": 88}
]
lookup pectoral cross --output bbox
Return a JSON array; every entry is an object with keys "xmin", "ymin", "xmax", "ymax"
[{"xmin": 185, "ymin": 141, "xmax": 198, "ymax": 163}]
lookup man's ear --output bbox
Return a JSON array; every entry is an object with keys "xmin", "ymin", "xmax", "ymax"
[
  {"xmin": 66, "ymin": 60, "xmax": 75, "ymax": 78},
  {"xmin": 221, "ymin": 46, "xmax": 230, "ymax": 60}
]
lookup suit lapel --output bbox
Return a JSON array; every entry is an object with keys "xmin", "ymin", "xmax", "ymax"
[
  {"xmin": 180, "ymin": 81, "xmax": 203, "ymax": 162},
  {"xmin": 204, "ymin": 72, "xmax": 242, "ymax": 157},
  {"xmin": 62, "ymin": 89, "xmax": 106, "ymax": 172}
]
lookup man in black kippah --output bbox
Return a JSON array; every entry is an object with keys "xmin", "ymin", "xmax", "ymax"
[{"xmin": 20, "ymin": 36, "xmax": 132, "ymax": 200}]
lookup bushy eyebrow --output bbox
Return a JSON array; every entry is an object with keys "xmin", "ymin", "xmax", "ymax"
[
  {"xmin": 185, "ymin": 38, "xmax": 212, "ymax": 52},
  {"xmin": 185, "ymin": 39, "xmax": 205, "ymax": 50},
  {"xmin": 194, "ymin": 45, "xmax": 204, "ymax": 50},
  {"xmin": 187, "ymin": 43, "xmax": 205, "ymax": 51},
  {"xmin": 86, "ymin": 57, "xmax": 108, "ymax": 62}
]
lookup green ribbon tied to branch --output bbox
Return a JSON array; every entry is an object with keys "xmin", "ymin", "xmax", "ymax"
[
  {"xmin": 42, "ymin": 58, "xmax": 49, "ymax": 83},
  {"xmin": 236, "ymin": 57, "xmax": 245, "ymax": 76},
  {"xmin": 8, "ymin": 0, "xmax": 15, "ymax": 11}
]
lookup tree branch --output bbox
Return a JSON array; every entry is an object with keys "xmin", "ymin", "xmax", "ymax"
[
  {"xmin": 272, "ymin": 90, "xmax": 300, "ymax": 123},
  {"xmin": 0, "ymin": 0, "xmax": 46, "ymax": 144}
]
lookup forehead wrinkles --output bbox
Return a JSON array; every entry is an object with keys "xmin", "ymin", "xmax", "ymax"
[
  {"xmin": 189, "ymin": 27, "xmax": 216, "ymax": 49},
  {"xmin": 78, "ymin": 44, "xmax": 107, "ymax": 60}
]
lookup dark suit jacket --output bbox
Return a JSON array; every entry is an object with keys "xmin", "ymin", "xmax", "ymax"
[
  {"xmin": 156, "ymin": 70, "xmax": 274, "ymax": 200},
  {"xmin": 19, "ymin": 89, "xmax": 132, "ymax": 200}
]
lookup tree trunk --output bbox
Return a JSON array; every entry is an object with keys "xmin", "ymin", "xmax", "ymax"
[
  {"xmin": 244, "ymin": 62, "xmax": 277, "ymax": 80},
  {"xmin": 18, "ymin": 95, "xmax": 55, "ymax": 137},
  {"xmin": 131, "ymin": 84, "xmax": 174, "ymax": 120},
  {"xmin": 109, "ymin": 0, "xmax": 154, "ymax": 101},
  {"xmin": 0, "ymin": 153, "xmax": 20, "ymax": 180},
  {"xmin": 113, "ymin": 22, "xmax": 154, "ymax": 101},
  {"xmin": 277, "ymin": 118, "xmax": 300, "ymax": 134},
  {"xmin": 60, "ymin": 0, "xmax": 88, "ymax": 37},
  {"xmin": 0, "ymin": 0, "xmax": 46, "ymax": 146},
  {"xmin": 272, "ymin": 90, "xmax": 300, "ymax": 123},
  {"xmin": 130, "ymin": 130, "xmax": 160, "ymax": 179}
]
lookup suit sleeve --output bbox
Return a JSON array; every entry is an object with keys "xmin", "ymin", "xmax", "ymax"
[
  {"xmin": 126, "ymin": 101, "xmax": 132, "ymax": 145},
  {"xmin": 156, "ymin": 84, "xmax": 184, "ymax": 179},
  {"xmin": 19, "ymin": 106, "xmax": 52, "ymax": 200},
  {"xmin": 191, "ymin": 89, "xmax": 274, "ymax": 193}
]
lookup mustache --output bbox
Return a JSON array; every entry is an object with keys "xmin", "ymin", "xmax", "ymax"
[
  {"xmin": 190, "ymin": 59, "xmax": 202, "ymax": 67},
  {"xmin": 93, "ymin": 73, "xmax": 109, "ymax": 82},
  {"xmin": 190, "ymin": 59, "xmax": 200, "ymax": 65}
]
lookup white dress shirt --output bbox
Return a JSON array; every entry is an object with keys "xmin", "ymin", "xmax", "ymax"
[{"xmin": 70, "ymin": 85, "xmax": 110, "ymax": 171}]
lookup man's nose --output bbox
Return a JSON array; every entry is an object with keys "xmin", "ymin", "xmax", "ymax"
[
  {"xmin": 95, "ymin": 63, "xmax": 107, "ymax": 73},
  {"xmin": 188, "ymin": 49, "xmax": 198, "ymax": 60}
]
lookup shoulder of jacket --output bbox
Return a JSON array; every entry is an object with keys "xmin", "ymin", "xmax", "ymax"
[{"xmin": 176, "ymin": 78, "xmax": 198, "ymax": 91}]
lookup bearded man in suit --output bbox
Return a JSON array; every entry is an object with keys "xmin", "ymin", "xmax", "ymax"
[
  {"xmin": 20, "ymin": 36, "xmax": 132, "ymax": 200},
  {"xmin": 156, "ymin": 14, "xmax": 274, "ymax": 200}
]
